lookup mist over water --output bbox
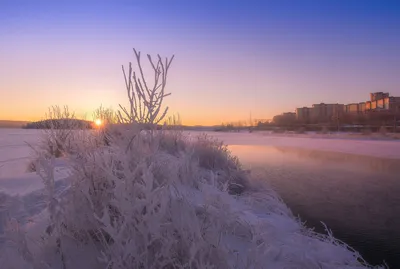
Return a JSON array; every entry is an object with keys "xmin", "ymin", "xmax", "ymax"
[{"xmin": 229, "ymin": 145, "xmax": 400, "ymax": 268}]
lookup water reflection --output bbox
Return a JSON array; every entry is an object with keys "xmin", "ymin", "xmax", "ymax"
[
  {"xmin": 229, "ymin": 145, "xmax": 400, "ymax": 174},
  {"xmin": 228, "ymin": 145, "xmax": 400, "ymax": 268}
]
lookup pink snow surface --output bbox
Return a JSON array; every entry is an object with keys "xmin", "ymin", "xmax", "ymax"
[{"xmin": 0, "ymin": 129, "xmax": 40, "ymax": 177}]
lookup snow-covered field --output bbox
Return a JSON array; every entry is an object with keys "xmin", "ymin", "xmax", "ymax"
[
  {"xmin": 0, "ymin": 129, "xmax": 40, "ymax": 178},
  {"xmin": 0, "ymin": 128, "xmax": 393, "ymax": 268}
]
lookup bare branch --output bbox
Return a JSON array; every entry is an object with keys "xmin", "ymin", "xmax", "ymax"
[{"xmin": 118, "ymin": 48, "xmax": 174, "ymax": 127}]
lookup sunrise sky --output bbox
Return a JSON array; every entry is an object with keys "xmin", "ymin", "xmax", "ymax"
[{"xmin": 1, "ymin": 0, "xmax": 400, "ymax": 125}]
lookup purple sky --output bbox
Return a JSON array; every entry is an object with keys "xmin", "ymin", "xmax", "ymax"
[{"xmin": 1, "ymin": 0, "xmax": 400, "ymax": 125}]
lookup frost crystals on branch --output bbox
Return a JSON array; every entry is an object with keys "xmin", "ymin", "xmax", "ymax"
[{"xmin": 118, "ymin": 48, "xmax": 174, "ymax": 126}]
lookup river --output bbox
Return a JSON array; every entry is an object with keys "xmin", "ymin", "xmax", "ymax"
[{"xmin": 228, "ymin": 144, "xmax": 400, "ymax": 268}]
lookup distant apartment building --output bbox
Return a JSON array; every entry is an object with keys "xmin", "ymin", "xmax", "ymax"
[
  {"xmin": 351, "ymin": 92, "xmax": 400, "ymax": 113},
  {"xmin": 282, "ymin": 112, "xmax": 296, "ymax": 117},
  {"xmin": 385, "ymin": 96, "xmax": 400, "ymax": 112},
  {"xmin": 295, "ymin": 107, "xmax": 310, "ymax": 122},
  {"xmin": 310, "ymin": 103, "xmax": 326, "ymax": 121},
  {"xmin": 384, "ymin": 97, "xmax": 390, "ymax": 110},
  {"xmin": 377, "ymin": 99, "xmax": 385, "ymax": 110},
  {"xmin": 273, "ymin": 111, "xmax": 296, "ymax": 124},
  {"xmin": 327, "ymin": 103, "xmax": 345, "ymax": 118},
  {"xmin": 366, "ymin": 92, "xmax": 400, "ymax": 112},
  {"xmin": 371, "ymin": 100, "xmax": 377, "ymax": 110},
  {"xmin": 291, "ymin": 92, "xmax": 399, "ymax": 124},
  {"xmin": 365, "ymin": 101, "xmax": 371, "ymax": 110},
  {"xmin": 370, "ymin": 92, "xmax": 389, "ymax": 102},
  {"xmin": 296, "ymin": 103, "xmax": 344, "ymax": 122},
  {"xmin": 311, "ymin": 103, "xmax": 345, "ymax": 122},
  {"xmin": 345, "ymin": 102, "xmax": 367, "ymax": 114},
  {"xmin": 359, "ymin": 102, "xmax": 366, "ymax": 113},
  {"xmin": 345, "ymin": 103, "xmax": 359, "ymax": 113}
]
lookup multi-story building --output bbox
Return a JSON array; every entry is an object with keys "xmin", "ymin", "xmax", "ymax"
[
  {"xmin": 295, "ymin": 103, "xmax": 345, "ymax": 123},
  {"xmin": 295, "ymin": 107, "xmax": 310, "ymax": 122},
  {"xmin": 371, "ymin": 100, "xmax": 377, "ymax": 110},
  {"xmin": 273, "ymin": 111, "xmax": 297, "ymax": 125},
  {"xmin": 364, "ymin": 94, "xmax": 400, "ymax": 112},
  {"xmin": 310, "ymin": 103, "xmax": 327, "ymax": 122},
  {"xmin": 384, "ymin": 97, "xmax": 400, "ymax": 112},
  {"xmin": 365, "ymin": 101, "xmax": 371, "ymax": 110},
  {"xmin": 377, "ymin": 99, "xmax": 385, "ymax": 110},
  {"xmin": 327, "ymin": 103, "xmax": 345, "ymax": 118},
  {"xmin": 346, "ymin": 103, "xmax": 359, "ymax": 113},
  {"xmin": 370, "ymin": 92, "xmax": 389, "ymax": 102},
  {"xmin": 291, "ymin": 92, "xmax": 399, "ymax": 125},
  {"xmin": 282, "ymin": 112, "xmax": 296, "ymax": 118},
  {"xmin": 384, "ymin": 97, "xmax": 390, "ymax": 110},
  {"xmin": 359, "ymin": 102, "xmax": 366, "ymax": 113},
  {"xmin": 308, "ymin": 103, "xmax": 345, "ymax": 122}
]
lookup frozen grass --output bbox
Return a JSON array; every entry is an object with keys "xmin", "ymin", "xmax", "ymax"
[{"xmin": 0, "ymin": 126, "xmax": 385, "ymax": 269}]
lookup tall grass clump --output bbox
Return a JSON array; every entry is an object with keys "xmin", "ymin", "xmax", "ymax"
[
  {"xmin": 38, "ymin": 106, "xmax": 79, "ymax": 158},
  {"xmin": 1, "ymin": 48, "xmax": 386, "ymax": 269}
]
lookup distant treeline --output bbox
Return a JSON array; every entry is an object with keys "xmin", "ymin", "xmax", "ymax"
[
  {"xmin": 23, "ymin": 119, "xmax": 93, "ymax": 129},
  {"xmin": 0, "ymin": 120, "xmax": 29, "ymax": 128}
]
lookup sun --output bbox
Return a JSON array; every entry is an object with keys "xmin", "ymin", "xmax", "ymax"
[{"xmin": 94, "ymin": 119, "xmax": 102, "ymax": 126}]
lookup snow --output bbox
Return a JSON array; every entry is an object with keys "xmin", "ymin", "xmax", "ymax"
[
  {"xmin": 0, "ymin": 129, "xmax": 40, "ymax": 178},
  {"xmin": 0, "ymin": 128, "xmax": 391, "ymax": 268},
  {"xmin": 0, "ymin": 163, "xmax": 69, "ymax": 196}
]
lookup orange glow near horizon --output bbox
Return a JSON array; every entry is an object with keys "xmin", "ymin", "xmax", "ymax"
[{"xmin": 0, "ymin": 105, "xmax": 275, "ymax": 127}]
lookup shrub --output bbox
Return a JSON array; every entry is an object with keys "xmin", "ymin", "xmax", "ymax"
[
  {"xmin": 27, "ymin": 106, "xmax": 84, "ymax": 159},
  {"xmin": 92, "ymin": 105, "xmax": 118, "ymax": 126},
  {"xmin": 24, "ymin": 128, "xmax": 252, "ymax": 268},
  {"xmin": 189, "ymin": 133, "xmax": 249, "ymax": 195}
]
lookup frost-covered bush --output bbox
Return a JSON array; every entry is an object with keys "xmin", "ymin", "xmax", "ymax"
[
  {"xmin": 39, "ymin": 106, "xmax": 81, "ymax": 158},
  {"xmin": 5, "ymin": 127, "xmax": 384, "ymax": 269},
  {"xmin": 189, "ymin": 133, "xmax": 249, "ymax": 195},
  {"xmin": 93, "ymin": 105, "xmax": 119, "ymax": 126}
]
